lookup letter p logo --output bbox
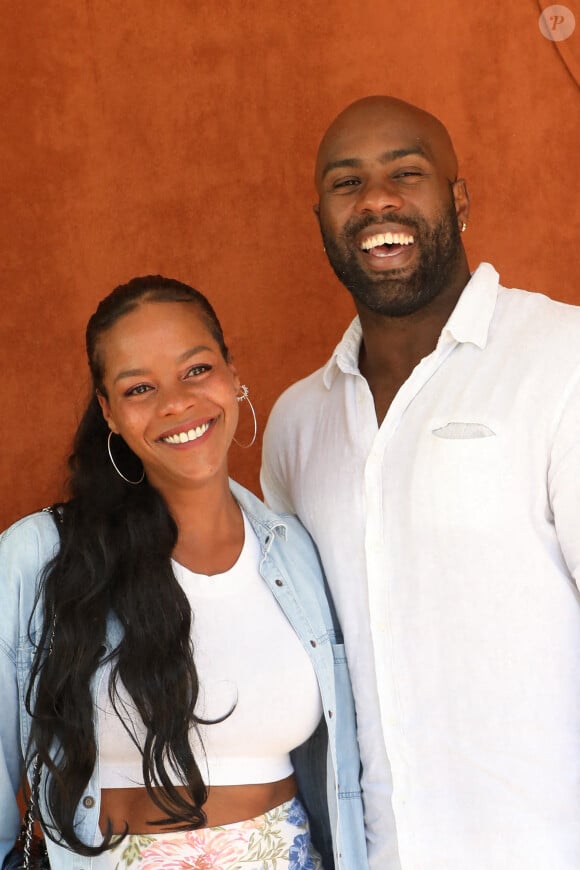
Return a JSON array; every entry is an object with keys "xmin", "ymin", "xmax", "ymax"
[{"xmin": 539, "ymin": 5, "xmax": 576, "ymax": 41}]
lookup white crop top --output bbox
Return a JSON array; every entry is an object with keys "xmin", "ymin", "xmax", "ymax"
[{"xmin": 97, "ymin": 511, "xmax": 322, "ymax": 787}]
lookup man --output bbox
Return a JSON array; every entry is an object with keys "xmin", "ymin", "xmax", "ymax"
[{"xmin": 261, "ymin": 96, "xmax": 580, "ymax": 869}]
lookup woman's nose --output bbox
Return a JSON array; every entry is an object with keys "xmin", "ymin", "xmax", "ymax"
[{"xmin": 158, "ymin": 381, "xmax": 196, "ymax": 416}]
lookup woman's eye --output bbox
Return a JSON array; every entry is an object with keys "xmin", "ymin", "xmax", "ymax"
[
  {"xmin": 125, "ymin": 383, "xmax": 152, "ymax": 397},
  {"xmin": 186, "ymin": 364, "xmax": 211, "ymax": 378}
]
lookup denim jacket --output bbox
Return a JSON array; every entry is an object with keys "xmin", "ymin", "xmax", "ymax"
[{"xmin": 0, "ymin": 481, "xmax": 367, "ymax": 869}]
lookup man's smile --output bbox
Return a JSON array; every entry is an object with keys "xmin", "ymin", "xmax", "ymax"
[
  {"xmin": 360, "ymin": 230, "xmax": 415, "ymax": 251},
  {"xmin": 353, "ymin": 224, "xmax": 417, "ymax": 268}
]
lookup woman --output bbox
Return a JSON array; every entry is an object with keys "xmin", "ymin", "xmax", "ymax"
[{"xmin": 0, "ymin": 276, "xmax": 366, "ymax": 870}]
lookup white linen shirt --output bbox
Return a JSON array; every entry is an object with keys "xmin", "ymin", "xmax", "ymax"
[{"xmin": 261, "ymin": 263, "xmax": 580, "ymax": 870}]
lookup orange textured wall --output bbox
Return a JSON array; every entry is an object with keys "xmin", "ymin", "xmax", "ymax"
[{"xmin": 1, "ymin": 0, "xmax": 578, "ymax": 528}]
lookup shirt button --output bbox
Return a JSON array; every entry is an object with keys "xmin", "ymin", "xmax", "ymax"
[
  {"xmin": 328, "ymin": 710, "xmax": 334, "ymax": 718},
  {"xmin": 275, "ymin": 579, "xmax": 283, "ymax": 587},
  {"xmin": 82, "ymin": 795, "xmax": 95, "ymax": 808}
]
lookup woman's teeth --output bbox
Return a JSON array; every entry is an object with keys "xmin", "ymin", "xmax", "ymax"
[{"xmin": 162, "ymin": 421, "xmax": 211, "ymax": 444}]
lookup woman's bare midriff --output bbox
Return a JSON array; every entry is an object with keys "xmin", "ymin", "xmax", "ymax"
[{"xmin": 99, "ymin": 774, "xmax": 298, "ymax": 834}]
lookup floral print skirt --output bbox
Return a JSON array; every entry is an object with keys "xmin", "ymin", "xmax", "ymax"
[{"xmin": 94, "ymin": 797, "xmax": 324, "ymax": 870}]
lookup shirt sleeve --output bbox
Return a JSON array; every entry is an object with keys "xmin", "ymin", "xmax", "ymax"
[
  {"xmin": 260, "ymin": 400, "xmax": 297, "ymax": 515},
  {"xmin": 547, "ymin": 365, "xmax": 580, "ymax": 590}
]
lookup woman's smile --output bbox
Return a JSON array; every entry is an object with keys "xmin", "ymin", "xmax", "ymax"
[{"xmin": 157, "ymin": 417, "xmax": 215, "ymax": 445}]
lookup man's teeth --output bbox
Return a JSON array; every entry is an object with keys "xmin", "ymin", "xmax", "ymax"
[
  {"xmin": 162, "ymin": 422, "xmax": 211, "ymax": 444},
  {"xmin": 360, "ymin": 231, "xmax": 415, "ymax": 251}
]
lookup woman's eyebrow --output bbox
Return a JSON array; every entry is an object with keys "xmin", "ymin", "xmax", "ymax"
[{"xmin": 113, "ymin": 345, "xmax": 214, "ymax": 384}]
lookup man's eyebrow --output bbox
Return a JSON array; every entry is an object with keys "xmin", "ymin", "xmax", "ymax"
[
  {"xmin": 113, "ymin": 345, "xmax": 213, "ymax": 384},
  {"xmin": 379, "ymin": 147, "xmax": 430, "ymax": 163},
  {"xmin": 321, "ymin": 147, "xmax": 431, "ymax": 180},
  {"xmin": 321, "ymin": 157, "xmax": 363, "ymax": 179}
]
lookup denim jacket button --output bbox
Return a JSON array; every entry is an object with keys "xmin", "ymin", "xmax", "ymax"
[
  {"xmin": 82, "ymin": 795, "xmax": 95, "ymax": 808},
  {"xmin": 328, "ymin": 710, "xmax": 334, "ymax": 718},
  {"xmin": 275, "ymin": 579, "xmax": 283, "ymax": 587},
  {"xmin": 310, "ymin": 639, "xmax": 317, "ymax": 647}
]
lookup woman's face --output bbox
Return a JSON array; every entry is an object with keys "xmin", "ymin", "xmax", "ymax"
[{"xmin": 97, "ymin": 300, "xmax": 240, "ymax": 495}]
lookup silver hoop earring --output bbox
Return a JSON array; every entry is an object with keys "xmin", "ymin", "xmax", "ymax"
[
  {"xmin": 107, "ymin": 431, "xmax": 145, "ymax": 485},
  {"xmin": 233, "ymin": 385, "xmax": 258, "ymax": 449}
]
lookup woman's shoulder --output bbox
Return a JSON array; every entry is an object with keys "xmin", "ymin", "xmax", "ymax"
[
  {"xmin": 0, "ymin": 509, "xmax": 61, "ymax": 575},
  {"xmin": 0, "ymin": 511, "xmax": 60, "ymax": 647},
  {"xmin": 230, "ymin": 480, "xmax": 318, "ymax": 549},
  {"xmin": 231, "ymin": 481, "xmax": 325, "ymax": 581}
]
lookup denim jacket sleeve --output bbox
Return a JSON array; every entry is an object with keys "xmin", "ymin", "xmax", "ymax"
[
  {"xmin": 0, "ymin": 511, "xmax": 121, "ymax": 868},
  {"xmin": 0, "ymin": 511, "xmax": 59, "ymax": 864}
]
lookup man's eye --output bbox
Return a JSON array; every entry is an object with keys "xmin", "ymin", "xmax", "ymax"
[
  {"xmin": 125, "ymin": 384, "xmax": 152, "ymax": 397},
  {"xmin": 394, "ymin": 170, "xmax": 423, "ymax": 179},
  {"xmin": 332, "ymin": 178, "xmax": 360, "ymax": 189}
]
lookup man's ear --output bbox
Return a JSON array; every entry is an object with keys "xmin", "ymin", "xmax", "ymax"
[
  {"xmin": 452, "ymin": 178, "xmax": 470, "ymax": 227},
  {"xmin": 313, "ymin": 202, "xmax": 320, "ymax": 218},
  {"xmin": 96, "ymin": 390, "xmax": 119, "ymax": 434}
]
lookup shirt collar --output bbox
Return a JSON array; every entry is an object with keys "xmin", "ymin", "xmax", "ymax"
[
  {"xmin": 440, "ymin": 262, "xmax": 499, "ymax": 350},
  {"xmin": 322, "ymin": 262, "xmax": 500, "ymax": 389},
  {"xmin": 322, "ymin": 317, "xmax": 363, "ymax": 388}
]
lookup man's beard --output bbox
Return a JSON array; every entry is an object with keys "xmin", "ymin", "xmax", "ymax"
[{"xmin": 320, "ymin": 197, "xmax": 463, "ymax": 317}]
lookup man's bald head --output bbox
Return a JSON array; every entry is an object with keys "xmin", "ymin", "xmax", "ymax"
[
  {"xmin": 315, "ymin": 96, "xmax": 459, "ymax": 191},
  {"xmin": 312, "ymin": 95, "xmax": 470, "ymax": 319}
]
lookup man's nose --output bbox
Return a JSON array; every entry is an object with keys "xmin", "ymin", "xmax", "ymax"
[{"xmin": 355, "ymin": 177, "xmax": 403, "ymax": 214}]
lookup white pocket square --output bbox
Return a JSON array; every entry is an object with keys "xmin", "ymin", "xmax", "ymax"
[{"xmin": 432, "ymin": 422, "xmax": 496, "ymax": 439}]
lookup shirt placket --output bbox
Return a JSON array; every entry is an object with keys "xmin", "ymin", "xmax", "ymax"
[{"xmin": 362, "ymin": 336, "xmax": 458, "ymax": 817}]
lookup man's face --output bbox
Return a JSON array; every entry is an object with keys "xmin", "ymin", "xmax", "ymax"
[{"xmin": 315, "ymin": 105, "xmax": 467, "ymax": 317}]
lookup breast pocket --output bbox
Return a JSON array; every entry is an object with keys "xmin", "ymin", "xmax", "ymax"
[{"xmin": 415, "ymin": 422, "xmax": 516, "ymax": 533}]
